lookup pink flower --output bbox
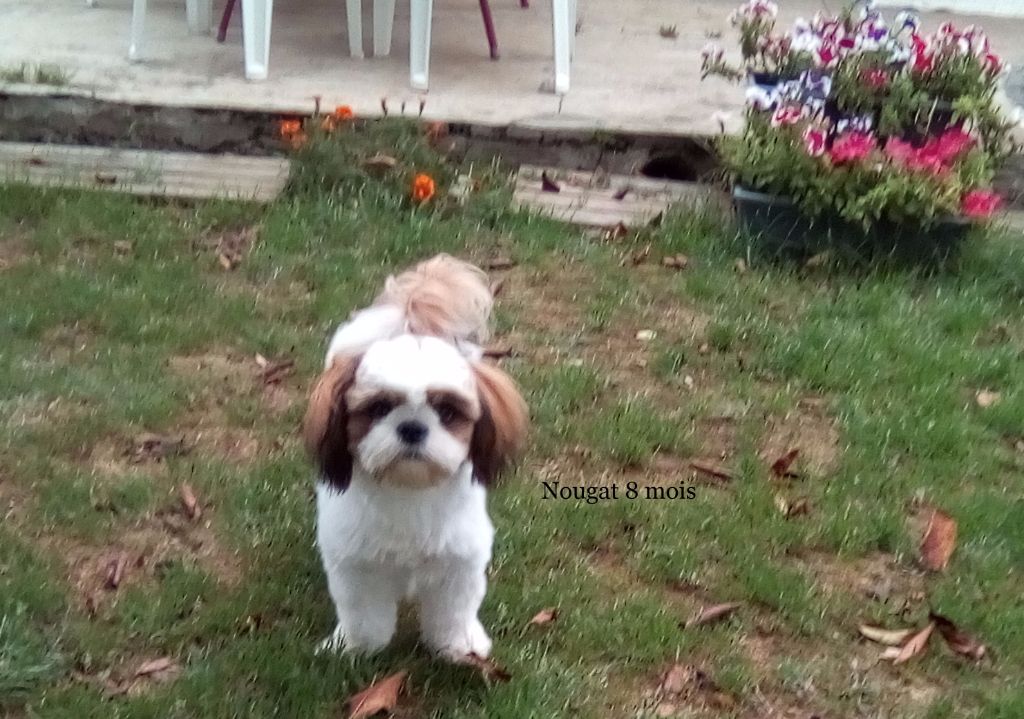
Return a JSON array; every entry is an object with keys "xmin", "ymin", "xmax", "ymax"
[
  {"xmin": 961, "ymin": 190, "xmax": 1002, "ymax": 219},
  {"xmin": 771, "ymin": 105, "xmax": 803, "ymax": 127},
  {"xmin": 861, "ymin": 68, "xmax": 889, "ymax": 89},
  {"xmin": 932, "ymin": 129, "xmax": 975, "ymax": 162},
  {"xmin": 830, "ymin": 132, "xmax": 875, "ymax": 164},
  {"xmin": 982, "ymin": 52, "xmax": 1003, "ymax": 76},
  {"xmin": 815, "ymin": 44, "xmax": 838, "ymax": 68},
  {"xmin": 803, "ymin": 127, "xmax": 826, "ymax": 157}
]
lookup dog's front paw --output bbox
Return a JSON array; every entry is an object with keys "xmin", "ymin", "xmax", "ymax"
[
  {"xmin": 316, "ymin": 625, "xmax": 347, "ymax": 655},
  {"xmin": 435, "ymin": 619, "xmax": 493, "ymax": 661}
]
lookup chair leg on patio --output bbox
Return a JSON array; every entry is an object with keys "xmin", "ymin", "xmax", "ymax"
[
  {"xmin": 478, "ymin": 0, "xmax": 499, "ymax": 60},
  {"xmin": 217, "ymin": 0, "xmax": 237, "ymax": 42},
  {"xmin": 346, "ymin": 0, "xmax": 364, "ymax": 58},
  {"xmin": 187, "ymin": 0, "xmax": 213, "ymax": 34},
  {"xmin": 551, "ymin": 0, "xmax": 570, "ymax": 94},
  {"xmin": 241, "ymin": 0, "xmax": 273, "ymax": 80},
  {"xmin": 409, "ymin": 0, "xmax": 433, "ymax": 90},
  {"xmin": 373, "ymin": 0, "xmax": 396, "ymax": 57},
  {"xmin": 128, "ymin": 0, "xmax": 147, "ymax": 61}
]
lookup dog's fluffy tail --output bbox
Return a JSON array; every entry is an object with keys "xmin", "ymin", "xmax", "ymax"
[{"xmin": 376, "ymin": 254, "xmax": 493, "ymax": 344}]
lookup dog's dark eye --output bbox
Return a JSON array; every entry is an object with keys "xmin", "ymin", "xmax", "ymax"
[
  {"xmin": 435, "ymin": 402, "xmax": 461, "ymax": 425},
  {"xmin": 366, "ymin": 400, "xmax": 395, "ymax": 420}
]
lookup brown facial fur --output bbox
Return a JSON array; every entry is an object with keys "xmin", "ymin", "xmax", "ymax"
[
  {"xmin": 470, "ymin": 361, "xmax": 529, "ymax": 484},
  {"xmin": 303, "ymin": 354, "xmax": 362, "ymax": 490}
]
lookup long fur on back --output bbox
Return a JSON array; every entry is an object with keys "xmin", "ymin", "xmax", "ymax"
[{"xmin": 375, "ymin": 254, "xmax": 493, "ymax": 344}]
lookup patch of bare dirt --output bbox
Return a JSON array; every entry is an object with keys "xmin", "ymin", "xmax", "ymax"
[
  {"xmin": 169, "ymin": 349, "xmax": 301, "ymax": 417},
  {"xmin": 0, "ymin": 236, "xmax": 29, "ymax": 271},
  {"xmin": 759, "ymin": 398, "xmax": 841, "ymax": 477},
  {"xmin": 795, "ymin": 551, "xmax": 927, "ymax": 617},
  {"xmin": 61, "ymin": 509, "xmax": 243, "ymax": 616}
]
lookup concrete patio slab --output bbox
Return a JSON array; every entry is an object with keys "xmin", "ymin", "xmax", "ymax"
[{"xmin": 2, "ymin": 0, "xmax": 1024, "ymax": 137}]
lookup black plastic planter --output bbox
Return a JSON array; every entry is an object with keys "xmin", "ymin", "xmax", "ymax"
[{"xmin": 732, "ymin": 185, "xmax": 972, "ymax": 265}]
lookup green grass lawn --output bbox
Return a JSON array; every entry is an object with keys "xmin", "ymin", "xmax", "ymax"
[{"xmin": 2, "ymin": 121, "xmax": 1024, "ymax": 718}]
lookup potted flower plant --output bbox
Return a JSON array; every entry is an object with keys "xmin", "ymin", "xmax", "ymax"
[{"xmin": 703, "ymin": 0, "xmax": 1012, "ymax": 262}]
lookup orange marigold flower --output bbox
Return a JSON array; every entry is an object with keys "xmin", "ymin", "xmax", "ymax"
[
  {"xmin": 333, "ymin": 105, "xmax": 355, "ymax": 121},
  {"xmin": 278, "ymin": 119, "xmax": 303, "ymax": 138},
  {"xmin": 411, "ymin": 173, "xmax": 436, "ymax": 204}
]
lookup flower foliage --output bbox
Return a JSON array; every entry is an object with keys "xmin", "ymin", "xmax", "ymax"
[{"xmin": 707, "ymin": 0, "xmax": 1011, "ymax": 227}]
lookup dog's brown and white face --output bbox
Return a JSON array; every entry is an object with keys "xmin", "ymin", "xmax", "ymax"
[{"xmin": 304, "ymin": 335, "xmax": 527, "ymax": 491}]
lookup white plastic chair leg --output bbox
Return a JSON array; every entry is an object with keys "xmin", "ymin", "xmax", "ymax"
[
  {"xmin": 241, "ymin": 0, "xmax": 273, "ymax": 80},
  {"xmin": 374, "ymin": 0, "xmax": 397, "ymax": 57},
  {"xmin": 552, "ymin": 0, "xmax": 571, "ymax": 94},
  {"xmin": 347, "ymin": 0, "xmax": 364, "ymax": 58},
  {"xmin": 569, "ymin": 0, "xmax": 576, "ymax": 57},
  {"xmin": 186, "ymin": 0, "xmax": 213, "ymax": 34},
  {"xmin": 409, "ymin": 0, "xmax": 433, "ymax": 90},
  {"xmin": 128, "ymin": 0, "xmax": 147, "ymax": 61}
]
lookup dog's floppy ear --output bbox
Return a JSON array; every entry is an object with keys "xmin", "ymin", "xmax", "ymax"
[
  {"xmin": 470, "ymin": 361, "xmax": 528, "ymax": 485},
  {"xmin": 303, "ymin": 353, "xmax": 361, "ymax": 491}
]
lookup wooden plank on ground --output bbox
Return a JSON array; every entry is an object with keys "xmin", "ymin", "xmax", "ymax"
[
  {"xmin": 0, "ymin": 142, "xmax": 290, "ymax": 202},
  {"xmin": 513, "ymin": 164, "xmax": 716, "ymax": 228}
]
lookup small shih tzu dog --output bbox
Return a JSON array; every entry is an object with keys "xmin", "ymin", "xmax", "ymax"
[{"xmin": 303, "ymin": 255, "xmax": 528, "ymax": 660}]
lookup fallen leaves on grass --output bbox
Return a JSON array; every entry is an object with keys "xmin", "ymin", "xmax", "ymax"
[
  {"xmin": 128, "ymin": 433, "xmax": 188, "ymax": 463},
  {"xmin": 541, "ymin": 171, "xmax": 561, "ymax": 193},
  {"xmin": 135, "ymin": 657, "xmax": 178, "ymax": 678},
  {"xmin": 258, "ymin": 357, "xmax": 296, "ymax": 385},
  {"xmin": 662, "ymin": 254, "xmax": 689, "ymax": 270},
  {"xmin": 931, "ymin": 612, "xmax": 987, "ymax": 661},
  {"xmin": 859, "ymin": 624, "xmax": 914, "ymax": 647},
  {"xmin": 347, "ymin": 671, "xmax": 408, "ymax": 719},
  {"xmin": 212, "ymin": 226, "xmax": 257, "ymax": 271},
  {"xmin": 629, "ymin": 243, "xmax": 652, "ymax": 266},
  {"xmin": 484, "ymin": 256, "xmax": 517, "ymax": 271},
  {"xmin": 689, "ymin": 460, "xmax": 732, "ymax": 482},
  {"xmin": 655, "ymin": 664, "xmax": 736, "ymax": 713},
  {"xmin": 881, "ymin": 622, "xmax": 934, "ymax": 664},
  {"xmin": 104, "ymin": 553, "xmax": 128, "ymax": 590},
  {"xmin": 362, "ymin": 153, "xmax": 398, "ymax": 176},
  {"xmin": 975, "ymin": 389, "xmax": 1001, "ymax": 408},
  {"xmin": 455, "ymin": 653, "xmax": 513, "ymax": 684},
  {"xmin": 774, "ymin": 494, "xmax": 810, "ymax": 518},
  {"xmin": 920, "ymin": 508, "xmax": 957, "ymax": 571},
  {"xmin": 684, "ymin": 602, "xmax": 741, "ymax": 628},
  {"xmin": 602, "ymin": 222, "xmax": 630, "ymax": 241},
  {"xmin": 179, "ymin": 482, "xmax": 201, "ymax": 521},
  {"xmin": 528, "ymin": 607, "xmax": 558, "ymax": 627},
  {"xmin": 769, "ymin": 448, "xmax": 800, "ymax": 479}
]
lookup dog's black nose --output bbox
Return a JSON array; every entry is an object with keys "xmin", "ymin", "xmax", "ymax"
[{"xmin": 396, "ymin": 421, "xmax": 428, "ymax": 444}]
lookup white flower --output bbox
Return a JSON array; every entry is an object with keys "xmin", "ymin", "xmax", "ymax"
[{"xmin": 744, "ymin": 85, "xmax": 777, "ymax": 111}]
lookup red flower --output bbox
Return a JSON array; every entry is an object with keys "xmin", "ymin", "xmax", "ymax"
[
  {"xmin": 830, "ymin": 132, "xmax": 875, "ymax": 164},
  {"xmin": 803, "ymin": 127, "xmax": 826, "ymax": 157},
  {"xmin": 771, "ymin": 105, "xmax": 802, "ymax": 127},
  {"xmin": 961, "ymin": 190, "xmax": 1001, "ymax": 219},
  {"xmin": 932, "ymin": 129, "xmax": 974, "ymax": 163},
  {"xmin": 815, "ymin": 45, "xmax": 838, "ymax": 68},
  {"xmin": 861, "ymin": 68, "xmax": 889, "ymax": 90}
]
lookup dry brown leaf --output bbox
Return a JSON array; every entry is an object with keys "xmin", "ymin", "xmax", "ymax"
[
  {"xmin": 346, "ymin": 671, "xmax": 408, "ymax": 719},
  {"xmin": 362, "ymin": 153, "xmax": 399, "ymax": 176},
  {"xmin": 129, "ymin": 433, "xmax": 187, "ymax": 463},
  {"xmin": 489, "ymin": 278, "xmax": 505, "ymax": 298},
  {"xmin": 630, "ymin": 243, "xmax": 652, "ymax": 266},
  {"xmin": 769, "ymin": 448, "xmax": 800, "ymax": 478},
  {"xmin": 975, "ymin": 389, "xmax": 1001, "ymax": 408},
  {"xmin": 930, "ymin": 612, "xmax": 987, "ymax": 660},
  {"xmin": 689, "ymin": 461, "xmax": 732, "ymax": 482},
  {"xmin": 104, "ymin": 553, "xmax": 128, "ymax": 590},
  {"xmin": 135, "ymin": 657, "xmax": 177, "ymax": 677},
  {"xmin": 859, "ymin": 624, "xmax": 914, "ymax": 646},
  {"xmin": 658, "ymin": 663, "xmax": 690, "ymax": 695},
  {"xmin": 541, "ymin": 171, "xmax": 561, "ymax": 193},
  {"xmin": 920, "ymin": 509, "xmax": 957, "ymax": 571},
  {"xmin": 662, "ymin": 254, "xmax": 689, "ymax": 270},
  {"xmin": 482, "ymin": 345, "xmax": 514, "ymax": 360},
  {"xmin": 892, "ymin": 622, "xmax": 934, "ymax": 664},
  {"xmin": 455, "ymin": 653, "xmax": 512, "ymax": 683},
  {"xmin": 602, "ymin": 222, "xmax": 629, "ymax": 242},
  {"xmin": 485, "ymin": 257, "xmax": 517, "ymax": 271},
  {"xmin": 179, "ymin": 483, "xmax": 201, "ymax": 521},
  {"xmin": 528, "ymin": 607, "xmax": 558, "ymax": 626},
  {"xmin": 685, "ymin": 602, "xmax": 741, "ymax": 628},
  {"xmin": 260, "ymin": 358, "xmax": 296, "ymax": 386},
  {"xmin": 697, "ymin": 342, "xmax": 711, "ymax": 355},
  {"xmin": 217, "ymin": 252, "xmax": 238, "ymax": 271}
]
